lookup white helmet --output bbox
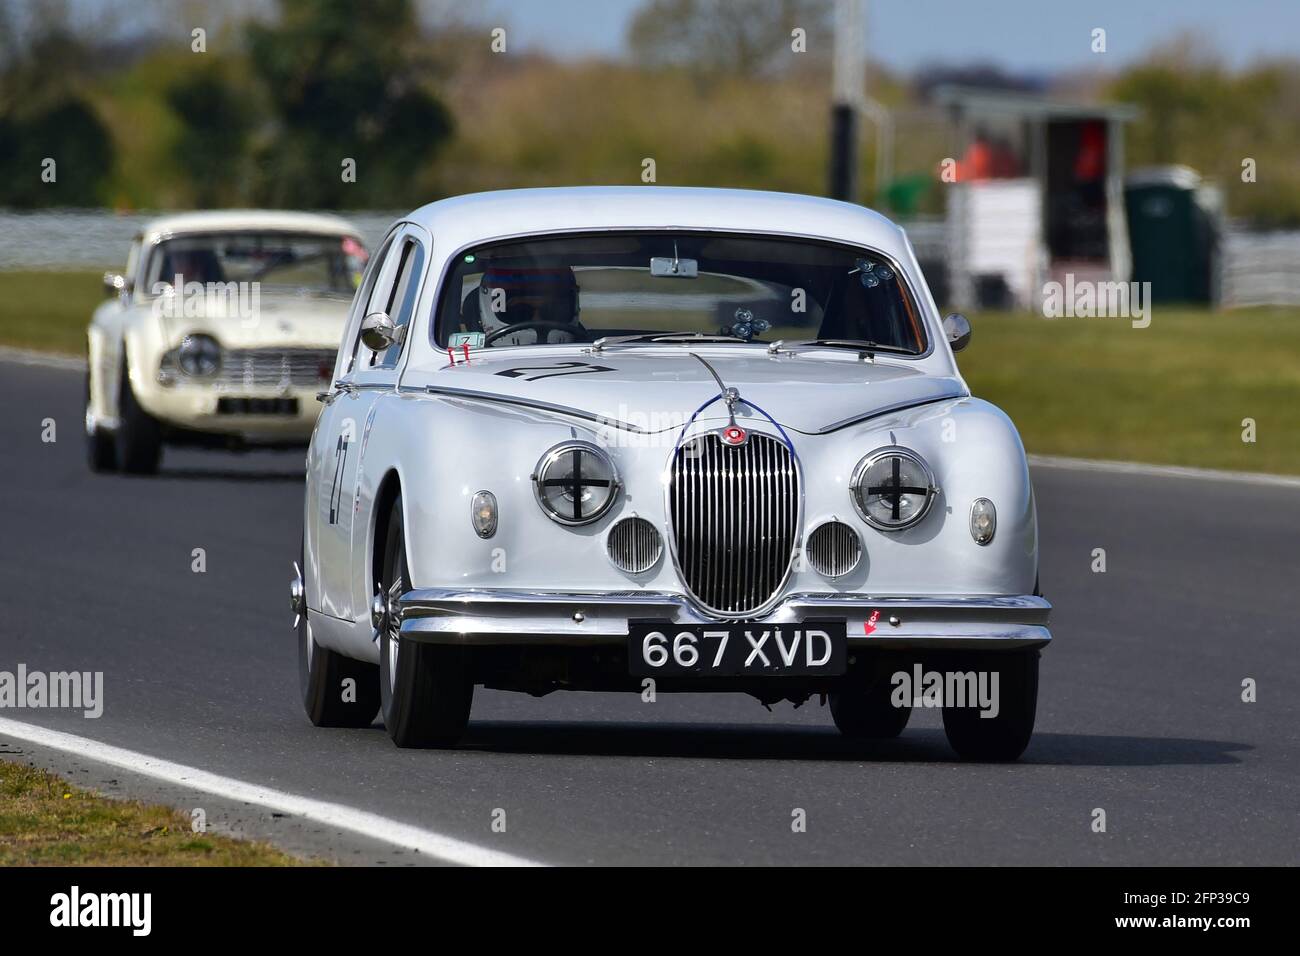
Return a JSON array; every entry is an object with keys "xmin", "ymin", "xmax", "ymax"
[{"xmin": 478, "ymin": 264, "xmax": 581, "ymax": 345}]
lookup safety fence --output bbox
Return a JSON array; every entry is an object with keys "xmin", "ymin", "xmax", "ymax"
[{"xmin": 0, "ymin": 209, "xmax": 402, "ymax": 271}]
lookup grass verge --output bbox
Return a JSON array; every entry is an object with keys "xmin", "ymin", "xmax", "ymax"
[
  {"xmin": 0, "ymin": 759, "xmax": 306, "ymax": 866},
  {"xmin": 959, "ymin": 307, "xmax": 1300, "ymax": 476},
  {"xmin": 1, "ymin": 271, "xmax": 1295, "ymax": 474},
  {"xmin": 0, "ymin": 270, "xmax": 103, "ymax": 355}
]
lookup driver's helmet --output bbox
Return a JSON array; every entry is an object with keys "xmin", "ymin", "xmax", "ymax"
[
  {"xmin": 162, "ymin": 247, "xmax": 222, "ymax": 286},
  {"xmin": 478, "ymin": 264, "xmax": 580, "ymax": 345}
]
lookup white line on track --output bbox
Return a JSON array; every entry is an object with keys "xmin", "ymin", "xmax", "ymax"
[
  {"xmin": 0, "ymin": 346, "xmax": 85, "ymax": 371},
  {"xmin": 0, "ymin": 717, "xmax": 547, "ymax": 867},
  {"xmin": 1028, "ymin": 453, "xmax": 1300, "ymax": 489}
]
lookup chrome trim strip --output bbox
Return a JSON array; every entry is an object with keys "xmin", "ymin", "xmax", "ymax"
[
  {"xmin": 798, "ymin": 389, "xmax": 968, "ymax": 435},
  {"xmin": 421, "ymin": 384, "xmax": 665, "ymax": 434},
  {"xmin": 319, "ymin": 380, "xmax": 392, "ymax": 404},
  {"xmin": 404, "ymin": 625, "xmax": 1050, "ymax": 650},
  {"xmin": 787, "ymin": 593, "xmax": 1051, "ymax": 621},
  {"xmin": 400, "ymin": 588, "xmax": 1051, "ymax": 622},
  {"xmin": 417, "ymin": 382, "xmax": 968, "ymax": 439},
  {"xmin": 397, "ymin": 589, "xmax": 1052, "ymax": 648},
  {"xmin": 401, "ymin": 588, "xmax": 680, "ymax": 608}
]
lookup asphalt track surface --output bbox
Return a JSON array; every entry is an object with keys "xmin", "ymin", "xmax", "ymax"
[{"xmin": 1, "ymin": 355, "xmax": 1297, "ymax": 865}]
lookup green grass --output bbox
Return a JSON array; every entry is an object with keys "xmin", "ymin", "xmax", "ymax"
[
  {"xmin": 0, "ymin": 270, "xmax": 104, "ymax": 355},
  {"xmin": 2, "ymin": 271, "xmax": 1295, "ymax": 474},
  {"xmin": 0, "ymin": 760, "xmax": 308, "ymax": 866},
  {"xmin": 958, "ymin": 307, "xmax": 1300, "ymax": 476}
]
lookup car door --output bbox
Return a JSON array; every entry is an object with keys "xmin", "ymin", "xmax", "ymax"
[
  {"xmin": 311, "ymin": 227, "xmax": 398, "ymax": 621},
  {"xmin": 314, "ymin": 224, "xmax": 428, "ymax": 623}
]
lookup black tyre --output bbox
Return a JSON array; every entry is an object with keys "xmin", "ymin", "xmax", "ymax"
[
  {"xmin": 84, "ymin": 368, "xmax": 117, "ymax": 472},
  {"xmin": 829, "ymin": 674, "xmax": 912, "ymax": 738},
  {"xmin": 941, "ymin": 649, "xmax": 1039, "ymax": 762},
  {"xmin": 378, "ymin": 496, "xmax": 473, "ymax": 748},
  {"xmin": 114, "ymin": 359, "xmax": 162, "ymax": 474},
  {"xmin": 298, "ymin": 543, "xmax": 381, "ymax": 727}
]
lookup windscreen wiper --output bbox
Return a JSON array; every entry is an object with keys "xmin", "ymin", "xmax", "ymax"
[
  {"xmin": 590, "ymin": 331, "xmax": 750, "ymax": 352},
  {"xmin": 777, "ymin": 338, "xmax": 918, "ymax": 360}
]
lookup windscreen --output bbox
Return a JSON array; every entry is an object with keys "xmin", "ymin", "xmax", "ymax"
[
  {"xmin": 144, "ymin": 232, "xmax": 369, "ymax": 297},
  {"xmin": 433, "ymin": 232, "xmax": 927, "ymax": 351}
]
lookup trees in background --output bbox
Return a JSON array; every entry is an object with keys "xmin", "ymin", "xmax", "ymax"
[
  {"xmin": 166, "ymin": 64, "xmax": 256, "ymax": 208},
  {"xmin": 0, "ymin": 0, "xmax": 454, "ymax": 209},
  {"xmin": 0, "ymin": 3, "xmax": 114, "ymax": 207},
  {"xmin": 1, "ymin": 0, "xmax": 1299, "ymax": 226},
  {"xmin": 238, "ymin": 0, "xmax": 453, "ymax": 208},
  {"xmin": 628, "ymin": 0, "xmax": 832, "ymax": 77},
  {"xmin": 1111, "ymin": 38, "xmax": 1300, "ymax": 226}
]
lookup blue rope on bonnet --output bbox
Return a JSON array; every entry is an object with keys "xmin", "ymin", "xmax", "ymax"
[{"xmin": 672, "ymin": 391, "xmax": 799, "ymax": 457}]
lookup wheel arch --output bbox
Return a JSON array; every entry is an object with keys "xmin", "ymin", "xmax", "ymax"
[
  {"xmin": 85, "ymin": 326, "xmax": 121, "ymax": 426},
  {"xmin": 370, "ymin": 468, "xmax": 404, "ymax": 603}
]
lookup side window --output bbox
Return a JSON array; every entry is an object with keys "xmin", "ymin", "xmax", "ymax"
[
  {"xmin": 352, "ymin": 236, "xmax": 423, "ymax": 371},
  {"xmin": 124, "ymin": 239, "xmax": 142, "ymax": 294},
  {"xmin": 342, "ymin": 231, "xmax": 396, "ymax": 376},
  {"xmin": 379, "ymin": 240, "xmax": 425, "ymax": 367},
  {"xmin": 364, "ymin": 238, "xmax": 400, "ymax": 316}
]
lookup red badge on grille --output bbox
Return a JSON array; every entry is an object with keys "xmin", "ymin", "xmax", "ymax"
[{"xmin": 720, "ymin": 425, "xmax": 747, "ymax": 445}]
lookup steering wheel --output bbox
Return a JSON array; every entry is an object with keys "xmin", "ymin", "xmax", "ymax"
[{"xmin": 484, "ymin": 321, "xmax": 589, "ymax": 346}]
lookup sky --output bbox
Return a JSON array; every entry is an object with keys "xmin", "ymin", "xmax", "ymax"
[
  {"xmin": 487, "ymin": 0, "xmax": 1300, "ymax": 72},
  {"xmin": 62, "ymin": 0, "xmax": 1300, "ymax": 74}
]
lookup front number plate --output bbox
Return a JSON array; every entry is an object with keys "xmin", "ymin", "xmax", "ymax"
[{"xmin": 628, "ymin": 621, "xmax": 847, "ymax": 677}]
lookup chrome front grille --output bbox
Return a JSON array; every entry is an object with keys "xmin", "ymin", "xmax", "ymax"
[
  {"xmin": 217, "ymin": 348, "xmax": 335, "ymax": 389},
  {"xmin": 668, "ymin": 432, "xmax": 799, "ymax": 616}
]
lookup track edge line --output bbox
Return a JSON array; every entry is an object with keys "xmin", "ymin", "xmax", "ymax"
[
  {"xmin": 1028, "ymin": 453, "xmax": 1300, "ymax": 488},
  {"xmin": 0, "ymin": 717, "xmax": 548, "ymax": 868}
]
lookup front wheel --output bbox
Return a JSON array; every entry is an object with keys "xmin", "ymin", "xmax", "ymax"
[
  {"xmin": 941, "ymin": 649, "xmax": 1039, "ymax": 761},
  {"xmin": 378, "ymin": 496, "xmax": 474, "ymax": 748},
  {"xmin": 829, "ymin": 676, "xmax": 912, "ymax": 738},
  {"xmin": 114, "ymin": 359, "xmax": 162, "ymax": 474},
  {"xmin": 84, "ymin": 369, "xmax": 117, "ymax": 472}
]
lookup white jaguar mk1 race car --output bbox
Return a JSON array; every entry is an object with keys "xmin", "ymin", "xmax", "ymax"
[
  {"xmin": 294, "ymin": 186, "xmax": 1051, "ymax": 760},
  {"xmin": 86, "ymin": 210, "xmax": 368, "ymax": 473}
]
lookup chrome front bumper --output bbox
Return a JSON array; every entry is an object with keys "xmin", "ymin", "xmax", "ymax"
[{"xmin": 398, "ymin": 589, "xmax": 1051, "ymax": 650}]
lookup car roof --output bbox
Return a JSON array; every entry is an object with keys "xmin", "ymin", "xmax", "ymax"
[
  {"xmin": 139, "ymin": 210, "xmax": 362, "ymax": 243},
  {"xmin": 403, "ymin": 186, "xmax": 910, "ymax": 256}
]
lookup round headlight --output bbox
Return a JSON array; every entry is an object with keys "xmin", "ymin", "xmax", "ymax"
[
  {"xmin": 178, "ymin": 334, "xmax": 222, "ymax": 377},
  {"xmin": 850, "ymin": 446, "xmax": 937, "ymax": 531},
  {"xmin": 533, "ymin": 441, "xmax": 619, "ymax": 525}
]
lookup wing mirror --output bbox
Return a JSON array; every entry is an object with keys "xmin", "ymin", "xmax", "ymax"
[
  {"xmin": 360, "ymin": 311, "xmax": 402, "ymax": 351},
  {"xmin": 103, "ymin": 272, "xmax": 128, "ymax": 299},
  {"xmin": 943, "ymin": 313, "xmax": 971, "ymax": 352}
]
